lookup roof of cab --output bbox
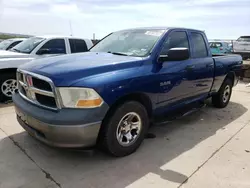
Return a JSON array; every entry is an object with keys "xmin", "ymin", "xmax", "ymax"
[
  {"xmin": 35, "ymin": 35, "xmax": 89, "ymax": 40},
  {"xmin": 118, "ymin": 27, "xmax": 204, "ymax": 33},
  {"xmin": 6, "ymin": 38, "xmax": 26, "ymax": 41}
]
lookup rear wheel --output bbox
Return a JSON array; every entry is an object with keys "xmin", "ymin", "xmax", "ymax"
[
  {"xmin": 212, "ymin": 78, "xmax": 233, "ymax": 108},
  {"xmin": 99, "ymin": 101, "xmax": 149, "ymax": 157},
  {"xmin": 0, "ymin": 72, "xmax": 18, "ymax": 102}
]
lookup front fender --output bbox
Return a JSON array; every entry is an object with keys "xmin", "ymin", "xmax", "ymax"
[{"xmin": 70, "ymin": 63, "xmax": 157, "ymax": 108}]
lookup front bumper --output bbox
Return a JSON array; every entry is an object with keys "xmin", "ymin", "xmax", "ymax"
[{"xmin": 13, "ymin": 93, "xmax": 109, "ymax": 148}]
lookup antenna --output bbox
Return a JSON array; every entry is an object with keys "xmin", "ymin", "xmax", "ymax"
[{"xmin": 69, "ymin": 20, "xmax": 73, "ymax": 36}]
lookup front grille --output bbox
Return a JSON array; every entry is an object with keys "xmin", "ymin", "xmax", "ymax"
[
  {"xmin": 32, "ymin": 77, "xmax": 52, "ymax": 92},
  {"xmin": 17, "ymin": 70, "xmax": 59, "ymax": 110},
  {"xmin": 35, "ymin": 93, "xmax": 57, "ymax": 108}
]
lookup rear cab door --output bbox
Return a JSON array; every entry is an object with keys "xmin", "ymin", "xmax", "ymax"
[{"xmin": 187, "ymin": 30, "xmax": 214, "ymax": 97}]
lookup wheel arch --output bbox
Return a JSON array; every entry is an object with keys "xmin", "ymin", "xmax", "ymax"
[
  {"xmin": 97, "ymin": 92, "xmax": 153, "ymax": 142},
  {"xmin": 224, "ymin": 71, "xmax": 235, "ymax": 86},
  {"xmin": 105, "ymin": 92, "xmax": 153, "ymax": 119}
]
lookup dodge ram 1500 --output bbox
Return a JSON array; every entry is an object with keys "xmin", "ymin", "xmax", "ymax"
[{"xmin": 13, "ymin": 27, "xmax": 242, "ymax": 157}]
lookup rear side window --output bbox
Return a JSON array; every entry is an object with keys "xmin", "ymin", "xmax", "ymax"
[
  {"xmin": 191, "ymin": 33, "xmax": 208, "ymax": 58},
  {"xmin": 69, "ymin": 39, "xmax": 88, "ymax": 53},
  {"xmin": 40, "ymin": 39, "xmax": 66, "ymax": 54},
  {"xmin": 160, "ymin": 31, "xmax": 189, "ymax": 55}
]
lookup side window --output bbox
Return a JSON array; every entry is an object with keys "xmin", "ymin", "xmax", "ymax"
[
  {"xmin": 160, "ymin": 31, "xmax": 189, "ymax": 55},
  {"xmin": 69, "ymin": 39, "xmax": 88, "ymax": 53},
  {"xmin": 7, "ymin": 41, "xmax": 21, "ymax": 50},
  {"xmin": 40, "ymin": 39, "xmax": 66, "ymax": 54},
  {"xmin": 191, "ymin": 33, "xmax": 208, "ymax": 58}
]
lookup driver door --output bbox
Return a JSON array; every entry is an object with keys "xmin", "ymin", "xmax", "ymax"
[{"xmin": 156, "ymin": 30, "xmax": 194, "ymax": 110}]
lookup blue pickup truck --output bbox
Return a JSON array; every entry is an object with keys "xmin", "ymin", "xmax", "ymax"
[{"xmin": 13, "ymin": 27, "xmax": 242, "ymax": 157}]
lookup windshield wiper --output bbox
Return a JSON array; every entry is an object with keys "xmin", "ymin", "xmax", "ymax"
[
  {"xmin": 107, "ymin": 51, "xmax": 128, "ymax": 56},
  {"xmin": 11, "ymin": 48, "xmax": 21, "ymax": 53}
]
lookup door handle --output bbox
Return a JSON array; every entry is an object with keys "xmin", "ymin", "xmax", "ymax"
[
  {"xmin": 206, "ymin": 63, "xmax": 214, "ymax": 68},
  {"xmin": 185, "ymin": 65, "xmax": 195, "ymax": 70}
]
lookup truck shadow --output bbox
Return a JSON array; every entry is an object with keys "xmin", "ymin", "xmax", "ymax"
[{"xmin": 0, "ymin": 101, "xmax": 248, "ymax": 188}]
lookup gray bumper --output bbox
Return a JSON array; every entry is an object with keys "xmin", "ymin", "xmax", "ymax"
[{"xmin": 13, "ymin": 93, "xmax": 109, "ymax": 148}]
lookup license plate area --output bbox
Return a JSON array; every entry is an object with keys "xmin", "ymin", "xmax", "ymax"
[{"xmin": 16, "ymin": 107, "xmax": 29, "ymax": 125}]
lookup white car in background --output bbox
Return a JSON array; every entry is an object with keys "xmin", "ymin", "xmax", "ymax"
[
  {"xmin": 233, "ymin": 36, "xmax": 250, "ymax": 60},
  {"xmin": 0, "ymin": 36, "xmax": 93, "ymax": 102},
  {"xmin": 0, "ymin": 38, "xmax": 26, "ymax": 51}
]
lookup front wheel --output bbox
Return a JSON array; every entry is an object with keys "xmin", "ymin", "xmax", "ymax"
[
  {"xmin": 99, "ymin": 101, "xmax": 149, "ymax": 157},
  {"xmin": 212, "ymin": 78, "xmax": 233, "ymax": 108},
  {"xmin": 0, "ymin": 72, "xmax": 18, "ymax": 102}
]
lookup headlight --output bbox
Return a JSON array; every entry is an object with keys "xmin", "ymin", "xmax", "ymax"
[{"xmin": 58, "ymin": 87, "xmax": 103, "ymax": 108}]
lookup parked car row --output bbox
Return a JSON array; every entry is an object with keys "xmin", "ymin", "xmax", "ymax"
[
  {"xmin": 10, "ymin": 27, "xmax": 243, "ymax": 157},
  {"xmin": 0, "ymin": 36, "xmax": 93, "ymax": 102},
  {"xmin": 208, "ymin": 37, "xmax": 250, "ymax": 61},
  {"xmin": 0, "ymin": 38, "xmax": 26, "ymax": 50}
]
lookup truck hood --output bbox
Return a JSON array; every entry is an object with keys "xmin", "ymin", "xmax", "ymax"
[
  {"xmin": 20, "ymin": 52, "xmax": 143, "ymax": 86},
  {"xmin": 0, "ymin": 50, "xmax": 32, "ymax": 58}
]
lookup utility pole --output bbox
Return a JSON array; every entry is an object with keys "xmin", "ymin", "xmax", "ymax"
[{"xmin": 93, "ymin": 33, "xmax": 96, "ymax": 40}]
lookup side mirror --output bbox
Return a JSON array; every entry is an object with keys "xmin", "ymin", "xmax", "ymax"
[
  {"xmin": 37, "ymin": 48, "xmax": 50, "ymax": 55},
  {"xmin": 158, "ymin": 48, "xmax": 190, "ymax": 62}
]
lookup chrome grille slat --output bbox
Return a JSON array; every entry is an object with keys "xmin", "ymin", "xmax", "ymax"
[
  {"xmin": 19, "ymin": 81, "xmax": 26, "ymax": 87},
  {"xmin": 29, "ymin": 87, "xmax": 54, "ymax": 97},
  {"xmin": 17, "ymin": 70, "xmax": 60, "ymax": 110}
]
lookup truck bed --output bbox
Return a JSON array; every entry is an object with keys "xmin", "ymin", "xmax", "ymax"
[{"xmin": 211, "ymin": 54, "xmax": 242, "ymax": 92}]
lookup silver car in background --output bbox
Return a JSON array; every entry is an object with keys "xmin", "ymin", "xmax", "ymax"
[{"xmin": 233, "ymin": 36, "xmax": 250, "ymax": 60}]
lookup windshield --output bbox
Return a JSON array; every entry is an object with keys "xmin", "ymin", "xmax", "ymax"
[
  {"xmin": 237, "ymin": 36, "xmax": 250, "ymax": 42},
  {"xmin": 0, "ymin": 40, "xmax": 12, "ymax": 50},
  {"xmin": 90, "ymin": 29, "xmax": 165, "ymax": 57},
  {"xmin": 11, "ymin": 37, "xmax": 45, "ymax": 54}
]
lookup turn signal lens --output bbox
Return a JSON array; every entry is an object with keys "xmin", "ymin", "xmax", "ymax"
[{"xmin": 76, "ymin": 98, "xmax": 103, "ymax": 107}]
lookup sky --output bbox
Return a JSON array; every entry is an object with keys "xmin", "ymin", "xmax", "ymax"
[{"xmin": 0, "ymin": 0, "xmax": 249, "ymax": 40}]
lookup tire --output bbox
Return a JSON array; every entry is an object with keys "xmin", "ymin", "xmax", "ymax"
[
  {"xmin": 0, "ymin": 72, "xmax": 17, "ymax": 102},
  {"xmin": 99, "ymin": 101, "xmax": 149, "ymax": 157},
  {"xmin": 212, "ymin": 78, "xmax": 233, "ymax": 108}
]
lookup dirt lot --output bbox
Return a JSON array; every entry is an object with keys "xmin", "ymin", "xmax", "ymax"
[{"xmin": 0, "ymin": 83, "xmax": 250, "ymax": 188}]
